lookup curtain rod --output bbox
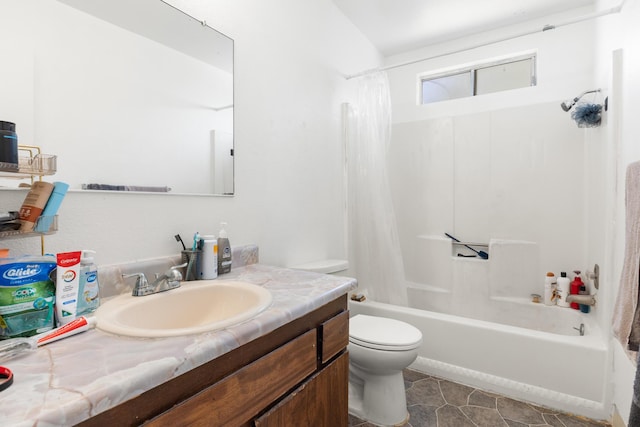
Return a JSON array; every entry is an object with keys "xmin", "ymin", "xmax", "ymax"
[{"xmin": 345, "ymin": 1, "xmax": 626, "ymax": 80}]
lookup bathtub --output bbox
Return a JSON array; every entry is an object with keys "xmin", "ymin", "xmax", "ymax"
[{"xmin": 348, "ymin": 298, "xmax": 609, "ymax": 420}]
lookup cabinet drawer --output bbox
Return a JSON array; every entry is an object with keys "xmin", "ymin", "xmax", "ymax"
[
  {"xmin": 254, "ymin": 352, "xmax": 349, "ymax": 427},
  {"xmin": 320, "ymin": 310, "xmax": 349, "ymax": 363},
  {"xmin": 147, "ymin": 329, "xmax": 317, "ymax": 427}
]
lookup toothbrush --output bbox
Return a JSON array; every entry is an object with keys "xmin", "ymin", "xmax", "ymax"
[
  {"xmin": 174, "ymin": 234, "xmax": 186, "ymax": 251},
  {"xmin": 192, "ymin": 232, "xmax": 200, "ymax": 251}
]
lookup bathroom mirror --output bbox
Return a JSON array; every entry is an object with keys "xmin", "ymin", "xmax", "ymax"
[{"xmin": 0, "ymin": 0, "xmax": 233, "ymax": 195}]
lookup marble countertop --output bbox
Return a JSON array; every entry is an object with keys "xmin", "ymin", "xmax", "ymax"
[{"xmin": 0, "ymin": 264, "xmax": 357, "ymax": 426}]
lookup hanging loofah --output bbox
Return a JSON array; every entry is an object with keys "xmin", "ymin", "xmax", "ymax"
[{"xmin": 571, "ymin": 102, "xmax": 602, "ymax": 128}]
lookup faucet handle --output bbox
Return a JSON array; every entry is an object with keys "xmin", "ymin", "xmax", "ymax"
[
  {"xmin": 122, "ymin": 272, "xmax": 154, "ymax": 296},
  {"xmin": 586, "ymin": 263, "xmax": 600, "ymax": 289},
  {"xmin": 163, "ymin": 263, "xmax": 188, "ymax": 289},
  {"xmin": 168, "ymin": 263, "xmax": 188, "ymax": 281}
]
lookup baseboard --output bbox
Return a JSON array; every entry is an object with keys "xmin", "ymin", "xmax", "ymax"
[{"xmin": 612, "ymin": 405, "xmax": 626, "ymax": 427}]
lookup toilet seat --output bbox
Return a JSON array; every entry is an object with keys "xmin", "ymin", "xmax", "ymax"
[{"xmin": 349, "ymin": 314, "xmax": 422, "ymax": 351}]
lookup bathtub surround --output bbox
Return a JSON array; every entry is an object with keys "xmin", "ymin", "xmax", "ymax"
[
  {"xmin": 404, "ymin": 236, "xmax": 552, "ymax": 317},
  {"xmin": 388, "ymin": 102, "xmax": 585, "ymax": 290},
  {"xmin": 612, "ymin": 161, "xmax": 640, "ymax": 359}
]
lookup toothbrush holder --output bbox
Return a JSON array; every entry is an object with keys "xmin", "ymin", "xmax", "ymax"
[{"xmin": 180, "ymin": 249, "xmax": 202, "ymax": 282}]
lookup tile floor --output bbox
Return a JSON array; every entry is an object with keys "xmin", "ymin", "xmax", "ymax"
[{"xmin": 348, "ymin": 369, "xmax": 612, "ymax": 427}]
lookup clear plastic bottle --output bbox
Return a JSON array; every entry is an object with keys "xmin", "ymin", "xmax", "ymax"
[
  {"xmin": 77, "ymin": 250, "xmax": 100, "ymax": 316},
  {"xmin": 544, "ymin": 272, "xmax": 556, "ymax": 306}
]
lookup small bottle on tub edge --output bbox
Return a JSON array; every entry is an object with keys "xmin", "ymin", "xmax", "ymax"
[
  {"xmin": 556, "ymin": 272, "xmax": 571, "ymax": 308},
  {"xmin": 544, "ymin": 272, "xmax": 556, "ymax": 306},
  {"xmin": 570, "ymin": 271, "xmax": 584, "ymax": 310}
]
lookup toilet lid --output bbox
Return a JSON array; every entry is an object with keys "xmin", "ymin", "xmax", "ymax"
[{"xmin": 349, "ymin": 314, "xmax": 422, "ymax": 351}]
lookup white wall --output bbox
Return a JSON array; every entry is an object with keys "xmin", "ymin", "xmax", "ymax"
[{"xmin": 0, "ymin": 0, "xmax": 381, "ymax": 268}]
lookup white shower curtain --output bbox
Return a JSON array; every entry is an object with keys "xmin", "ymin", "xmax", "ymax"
[{"xmin": 347, "ymin": 71, "xmax": 406, "ymax": 305}]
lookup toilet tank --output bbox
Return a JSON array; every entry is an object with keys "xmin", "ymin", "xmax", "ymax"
[{"xmin": 290, "ymin": 259, "xmax": 349, "ymax": 275}]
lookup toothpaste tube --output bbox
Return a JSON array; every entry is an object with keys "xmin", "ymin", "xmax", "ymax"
[
  {"xmin": 0, "ymin": 316, "xmax": 96, "ymax": 362},
  {"xmin": 36, "ymin": 316, "xmax": 96, "ymax": 346}
]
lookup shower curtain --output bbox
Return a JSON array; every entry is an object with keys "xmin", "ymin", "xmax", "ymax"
[{"xmin": 346, "ymin": 71, "xmax": 406, "ymax": 305}]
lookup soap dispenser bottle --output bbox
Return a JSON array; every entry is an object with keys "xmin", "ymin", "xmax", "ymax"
[
  {"xmin": 77, "ymin": 250, "xmax": 100, "ymax": 316},
  {"xmin": 217, "ymin": 222, "xmax": 232, "ymax": 274}
]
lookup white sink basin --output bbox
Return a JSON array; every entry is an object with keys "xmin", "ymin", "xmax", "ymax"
[{"xmin": 96, "ymin": 280, "xmax": 272, "ymax": 338}]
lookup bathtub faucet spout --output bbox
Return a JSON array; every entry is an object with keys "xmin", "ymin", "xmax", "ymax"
[{"xmin": 566, "ymin": 294, "xmax": 596, "ymax": 306}]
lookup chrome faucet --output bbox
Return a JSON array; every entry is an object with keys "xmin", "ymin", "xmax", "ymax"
[
  {"xmin": 566, "ymin": 294, "xmax": 596, "ymax": 306},
  {"xmin": 122, "ymin": 263, "xmax": 188, "ymax": 297}
]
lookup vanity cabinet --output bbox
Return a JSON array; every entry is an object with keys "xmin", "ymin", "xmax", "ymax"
[{"xmin": 76, "ymin": 295, "xmax": 349, "ymax": 427}]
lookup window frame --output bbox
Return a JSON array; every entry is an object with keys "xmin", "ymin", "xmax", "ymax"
[{"xmin": 418, "ymin": 53, "xmax": 537, "ymax": 105}]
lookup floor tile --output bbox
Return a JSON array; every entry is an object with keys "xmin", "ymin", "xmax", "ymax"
[
  {"xmin": 439, "ymin": 380, "xmax": 474, "ymax": 406},
  {"xmin": 436, "ymin": 404, "xmax": 476, "ymax": 427},
  {"xmin": 406, "ymin": 378, "xmax": 446, "ymax": 407},
  {"xmin": 468, "ymin": 389, "xmax": 497, "ymax": 409},
  {"xmin": 346, "ymin": 369, "xmax": 612, "ymax": 427},
  {"xmin": 497, "ymin": 397, "xmax": 547, "ymax": 424},
  {"xmin": 461, "ymin": 405, "xmax": 508, "ymax": 426}
]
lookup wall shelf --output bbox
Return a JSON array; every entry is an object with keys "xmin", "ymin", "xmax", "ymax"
[
  {"xmin": 0, "ymin": 215, "xmax": 58, "ymax": 240},
  {"xmin": 0, "ymin": 145, "xmax": 59, "ymax": 254},
  {"xmin": 0, "ymin": 153, "xmax": 57, "ymax": 178}
]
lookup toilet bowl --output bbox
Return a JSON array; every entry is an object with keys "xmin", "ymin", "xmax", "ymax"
[
  {"xmin": 348, "ymin": 314, "xmax": 422, "ymax": 426},
  {"xmin": 291, "ymin": 260, "xmax": 422, "ymax": 426}
]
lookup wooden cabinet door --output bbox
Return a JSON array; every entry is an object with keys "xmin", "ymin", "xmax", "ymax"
[
  {"xmin": 254, "ymin": 352, "xmax": 349, "ymax": 427},
  {"xmin": 147, "ymin": 330, "xmax": 317, "ymax": 427}
]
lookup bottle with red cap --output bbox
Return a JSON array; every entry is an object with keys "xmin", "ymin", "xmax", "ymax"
[{"xmin": 570, "ymin": 271, "xmax": 583, "ymax": 310}]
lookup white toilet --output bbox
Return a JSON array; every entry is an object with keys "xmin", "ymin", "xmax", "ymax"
[
  {"xmin": 348, "ymin": 314, "xmax": 422, "ymax": 426},
  {"xmin": 291, "ymin": 260, "xmax": 423, "ymax": 426}
]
